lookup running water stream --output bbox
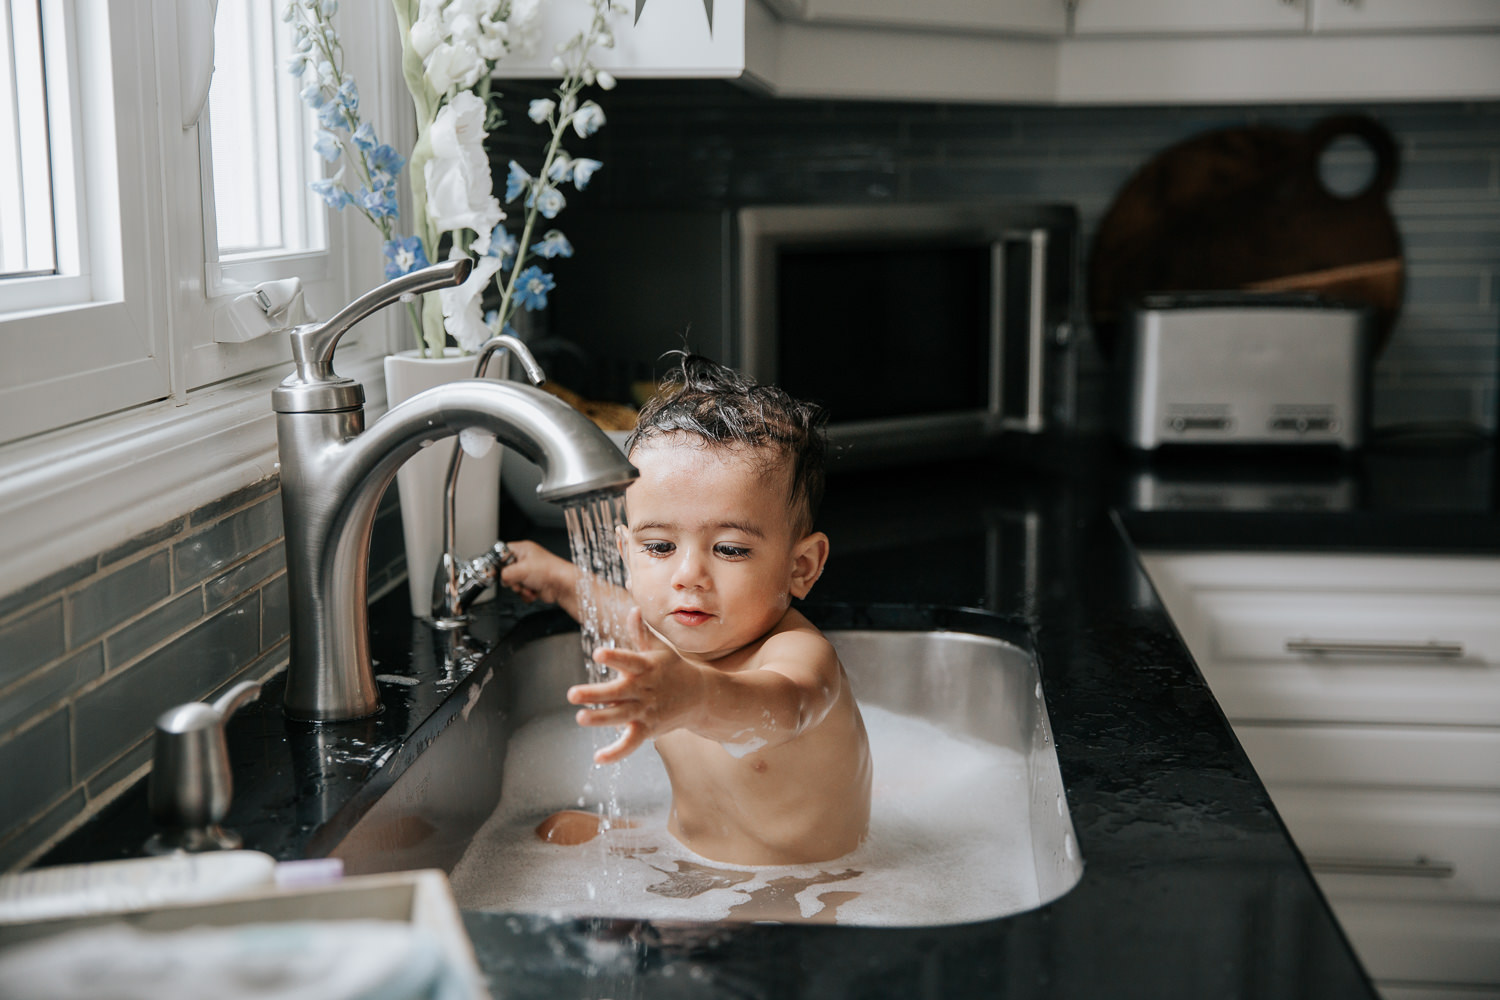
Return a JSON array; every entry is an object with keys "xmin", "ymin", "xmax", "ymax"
[{"xmin": 561, "ymin": 491, "xmax": 636, "ymax": 892}]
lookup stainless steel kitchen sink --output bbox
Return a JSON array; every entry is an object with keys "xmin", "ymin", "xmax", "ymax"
[{"xmin": 322, "ymin": 611, "xmax": 1083, "ymax": 927}]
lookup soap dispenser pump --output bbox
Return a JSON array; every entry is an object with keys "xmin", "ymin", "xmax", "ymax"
[{"xmin": 144, "ymin": 680, "xmax": 261, "ymax": 854}]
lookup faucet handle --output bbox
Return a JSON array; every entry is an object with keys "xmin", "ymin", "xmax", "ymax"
[{"xmin": 272, "ymin": 258, "xmax": 474, "ymax": 415}]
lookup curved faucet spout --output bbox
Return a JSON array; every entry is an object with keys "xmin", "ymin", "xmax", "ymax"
[{"xmin": 276, "ymin": 378, "xmax": 637, "ymax": 721}]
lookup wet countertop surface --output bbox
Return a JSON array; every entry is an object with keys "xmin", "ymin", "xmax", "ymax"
[{"xmin": 40, "ymin": 432, "xmax": 1500, "ymax": 998}]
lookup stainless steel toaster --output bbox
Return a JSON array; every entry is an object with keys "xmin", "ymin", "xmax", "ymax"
[{"xmin": 1118, "ymin": 292, "xmax": 1373, "ymax": 450}]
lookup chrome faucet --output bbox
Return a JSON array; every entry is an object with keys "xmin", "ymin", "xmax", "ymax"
[
  {"xmin": 272, "ymin": 259, "xmax": 638, "ymax": 721},
  {"xmin": 430, "ymin": 333, "xmax": 547, "ymax": 628}
]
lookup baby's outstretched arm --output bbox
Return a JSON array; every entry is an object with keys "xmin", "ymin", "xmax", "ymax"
[
  {"xmin": 570, "ymin": 609, "xmax": 843, "ymax": 764},
  {"xmin": 497, "ymin": 541, "xmax": 583, "ymax": 619}
]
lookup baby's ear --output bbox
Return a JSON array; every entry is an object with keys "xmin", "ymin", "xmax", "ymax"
[{"xmin": 788, "ymin": 531, "xmax": 830, "ymax": 599}]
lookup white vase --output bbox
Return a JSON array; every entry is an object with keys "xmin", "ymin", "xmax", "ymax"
[{"xmin": 383, "ymin": 349, "xmax": 505, "ymax": 619}]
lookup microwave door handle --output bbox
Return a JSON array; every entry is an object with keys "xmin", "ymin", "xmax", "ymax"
[{"xmin": 992, "ymin": 229, "xmax": 1050, "ymax": 432}]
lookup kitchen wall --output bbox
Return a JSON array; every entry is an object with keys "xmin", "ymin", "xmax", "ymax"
[
  {"xmin": 492, "ymin": 82, "xmax": 1500, "ymax": 433},
  {"xmin": 0, "ymin": 479, "xmax": 407, "ymax": 871}
]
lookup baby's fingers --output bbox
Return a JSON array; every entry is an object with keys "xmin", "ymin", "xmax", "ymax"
[
  {"xmin": 593, "ymin": 721, "xmax": 648, "ymax": 764},
  {"xmin": 567, "ymin": 680, "xmax": 632, "ymax": 706},
  {"xmin": 593, "ymin": 645, "xmax": 650, "ymax": 675},
  {"xmin": 574, "ymin": 702, "xmax": 639, "ymax": 728}
]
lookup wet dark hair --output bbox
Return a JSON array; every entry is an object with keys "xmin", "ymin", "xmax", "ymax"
[{"xmin": 626, "ymin": 353, "xmax": 828, "ymax": 535}]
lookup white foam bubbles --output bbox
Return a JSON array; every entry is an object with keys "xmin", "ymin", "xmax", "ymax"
[{"xmin": 446, "ymin": 704, "xmax": 1042, "ymax": 927}]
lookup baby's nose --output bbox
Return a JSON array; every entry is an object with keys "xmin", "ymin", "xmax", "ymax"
[{"xmin": 671, "ymin": 551, "xmax": 712, "ymax": 589}]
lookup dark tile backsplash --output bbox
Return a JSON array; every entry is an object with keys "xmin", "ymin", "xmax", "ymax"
[
  {"xmin": 0, "ymin": 476, "xmax": 407, "ymax": 871},
  {"xmin": 491, "ymin": 81, "xmax": 1500, "ymax": 433}
]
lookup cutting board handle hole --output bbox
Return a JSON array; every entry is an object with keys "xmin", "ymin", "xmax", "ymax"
[
  {"xmin": 1318, "ymin": 134, "xmax": 1381, "ymax": 200},
  {"xmin": 1309, "ymin": 114, "xmax": 1399, "ymax": 201}
]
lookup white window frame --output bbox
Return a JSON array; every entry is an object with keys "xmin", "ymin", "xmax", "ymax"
[{"xmin": 0, "ymin": 0, "xmax": 413, "ymax": 597}]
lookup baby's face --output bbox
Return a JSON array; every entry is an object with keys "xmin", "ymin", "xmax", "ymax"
[{"xmin": 619, "ymin": 437, "xmax": 807, "ymax": 662}]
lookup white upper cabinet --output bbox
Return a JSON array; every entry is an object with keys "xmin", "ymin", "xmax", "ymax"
[
  {"xmin": 572, "ymin": 0, "xmax": 1500, "ymax": 104},
  {"xmin": 1071, "ymin": 0, "xmax": 1306, "ymax": 36},
  {"xmin": 800, "ymin": 0, "xmax": 1069, "ymax": 35},
  {"xmin": 1312, "ymin": 0, "xmax": 1500, "ymax": 33}
]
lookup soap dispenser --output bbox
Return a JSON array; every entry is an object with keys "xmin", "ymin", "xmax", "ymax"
[{"xmin": 144, "ymin": 680, "xmax": 261, "ymax": 854}]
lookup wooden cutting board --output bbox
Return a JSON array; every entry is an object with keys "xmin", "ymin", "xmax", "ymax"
[{"xmin": 1087, "ymin": 114, "xmax": 1404, "ymax": 359}]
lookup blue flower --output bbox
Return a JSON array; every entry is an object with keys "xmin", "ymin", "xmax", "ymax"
[
  {"xmin": 351, "ymin": 122, "xmax": 376, "ymax": 151},
  {"xmin": 528, "ymin": 99, "xmax": 555, "ymax": 124},
  {"xmin": 313, "ymin": 131, "xmax": 342, "ymax": 163},
  {"xmin": 505, "ymin": 161, "xmax": 531, "ymax": 203},
  {"xmin": 514, "ymin": 266, "xmax": 555, "ymax": 311},
  {"xmin": 547, "ymin": 153, "xmax": 574, "ymax": 184},
  {"xmin": 382, "ymin": 236, "xmax": 429, "ymax": 279},
  {"xmin": 337, "ymin": 78, "xmax": 358, "ymax": 114},
  {"xmin": 367, "ymin": 144, "xmax": 405, "ymax": 185},
  {"xmin": 485, "ymin": 225, "xmax": 518, "ymax": 267},
  {"xmin": 359, "ymin": 185, "xmax": 398, "ymax": 218},
  {"xmin": 299, "ymin": 83, "xmax": 329, "ymax": 110},
  {"xmin": 317, "ymin": 100, "xmax": 349, "ymax": 132},
  {"xmin": 532, "ymin": 229, "xmax": 573, "ymax": 259},
  {"xmin": 570, "ymin": 158, "xmax": 602, "ymax": 190},
  {"xmin": 528, "ymin": 184, "xmax": 565, "ymax": 219},
  {"xmin": 571, "ymin": 101, "xmax": 605, "ymax": 138},
  {"xmin": 309, "ymin": 177, "xmax": 349, "ymax": 210}
]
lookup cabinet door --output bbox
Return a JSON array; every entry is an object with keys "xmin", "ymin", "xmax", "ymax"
[
  {"xmin": 1071, "ymin": 0, "xmax": 1306, "ymax": 35},
  {"xmin": 801, "ymin": 0, "xmax": 1069, "ymax": 34},
  {"xmin": 1326, "ymin": 897, "xmax": 1500, "ymax": 989},
  {"xmin": 1274, "ymin": 786, "xmax": 1500, "ymax": 903},
  {"xmin": 1312, "ymin": 0, "xmax": 1500, "ymax": 32}
]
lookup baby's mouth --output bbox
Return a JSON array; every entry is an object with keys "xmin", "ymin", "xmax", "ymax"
[{"xmin": 669, "ymin": 608, "xmax": 713, "ymax": 626}]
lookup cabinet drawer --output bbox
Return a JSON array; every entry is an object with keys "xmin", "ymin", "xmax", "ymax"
[
  {"xmin": 1273, "ymin": 786, "xmax": 1500, "ymax": 903},
  {"xmin": 1236, "ymin": 724, "xmax": 1500, "ymax": 790},
  {"xmin": 1193, "ymin": 589, "xmax": 1500, "ymax": 724},
  {"xmin": 1325, "ymin": 897, "xmax": 1500, "ymax": 989}
]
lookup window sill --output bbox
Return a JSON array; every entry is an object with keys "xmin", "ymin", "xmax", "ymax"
[{"xmin": 0, "ymin": 358, "xmax": 391, "ymax": 599}]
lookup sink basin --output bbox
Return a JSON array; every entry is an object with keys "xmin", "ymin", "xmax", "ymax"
[{"xmin": 321, "ymin": 609, "xmax": 1083, "ymax": 926}]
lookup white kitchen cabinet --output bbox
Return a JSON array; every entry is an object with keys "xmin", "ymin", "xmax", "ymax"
[
  {"xmin": 1071, "ymin": 0, "xmax": 1306, "ymax": 36},
  {"xmin": 501, "ymin": 0, "xmax": 748, "ymax": 79},
  {"xmin": 1140, "ymin": 551, "xmax": 1500, "ymax": 999},
  {"xmin": 799, "ymin": 0, "xmax": 1068, "ymax": 35},
  {"xmin": 494, "ymin": 0, "xmax": 1500, "ymax": 104},
  {"xmin": 1312, "ymin": 0, "xmax": 1500, "ymax": 33}
]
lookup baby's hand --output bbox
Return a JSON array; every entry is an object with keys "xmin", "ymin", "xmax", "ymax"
[
  {"xmin": 568, "ymin": 609, "xmax": 705, "ymax": 764},
  {"xmin": 497, "ymin": 540, "xmax": 577, "ymax": 608}
]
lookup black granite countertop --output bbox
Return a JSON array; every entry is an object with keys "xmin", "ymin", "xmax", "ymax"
[{"xmin": 39, "ymin": 431, "xmax": 1500, "ymax": 998}]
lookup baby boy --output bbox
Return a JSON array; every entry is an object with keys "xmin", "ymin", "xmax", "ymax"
[{"xmin": 499, "ymin": 355, "xmax": 871, "ymax": 866}]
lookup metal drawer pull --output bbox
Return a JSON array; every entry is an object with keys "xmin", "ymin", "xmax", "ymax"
[
  {"xmin": 1307, "ymin": 856, "xmax": 1456, "ymax": 879},
  {"xmin": 1285, "ymin": 638, "xmax": 1465, "ymax": 658}
]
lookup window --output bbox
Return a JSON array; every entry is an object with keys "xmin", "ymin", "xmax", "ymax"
[
  {"xmin": 1, "ymin": 0, "xmax": 55, "ymax": 279},
  {"xmin": 0, "ymin": 0, "xmax": 391, "ymax": 444},
  {"xmin": 0, "ymin": 0, "xmax": 403, "ymax": 594},
  {"xmin": 207, "ymin": 0, "xmax": 325, "ymax": 262}
]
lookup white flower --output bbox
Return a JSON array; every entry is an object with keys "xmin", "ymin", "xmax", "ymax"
[
  {"xmin": 425, "ymin": 91, "xmax": 503, "ymax": 249},
  {"xmin": 439, "ymin": 249, "xmax": 503, "ymax": 354},
  {"xmin": 409, "ymin": 15, "xmax": 442, "ymax": 59},
  {"xmin": 424, "ymin": 40, "xmax": 487, "ymax": 92},
  {"xmin": 572, "ymin": 101, "xmax": 605, "ymax": 137},
  {"xmin": 596, "ymin": 69, "xmax": 617, "ymax": 90},
  {"xmin": 528, "ymin": 98, "xmax": 555, "ymax": 123}
]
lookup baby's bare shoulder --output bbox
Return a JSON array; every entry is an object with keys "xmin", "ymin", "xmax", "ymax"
[{"xmin": 752, "ymin": 614, "xmax": 840, "ymax": 677}]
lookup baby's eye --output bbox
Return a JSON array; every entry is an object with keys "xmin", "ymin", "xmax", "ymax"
[
  {"xmin": 714, "ymin": 543, "xmax": 751, "ymax": 559},
  {"xmin": 642, "ymin": 540, "xmax": 674, "ymax": 557}
]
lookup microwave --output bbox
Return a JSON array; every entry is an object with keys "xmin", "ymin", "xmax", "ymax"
[
  {"xmin": 539, "ymin": 202, "xmax": 1080, "ymax": 468},
  {"xmin": 737, "ymin": 203, "xmax": 1080, "ymax": 466}
]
